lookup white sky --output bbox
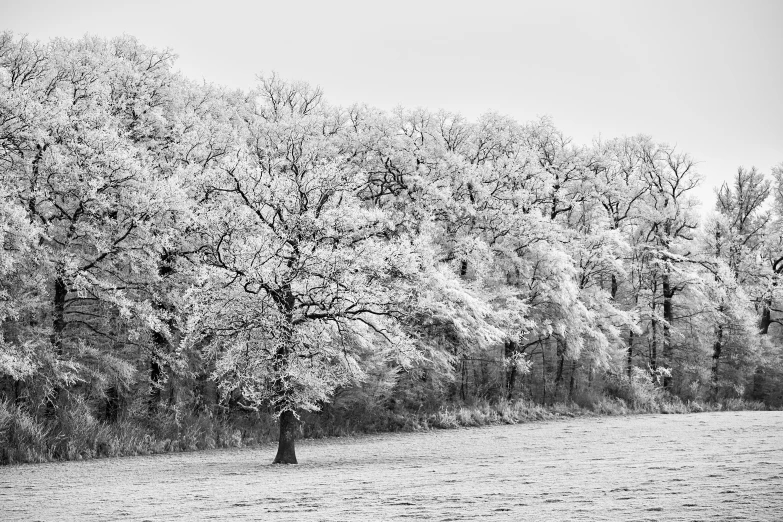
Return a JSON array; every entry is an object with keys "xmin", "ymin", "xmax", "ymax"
[{"xmin": 2, "ymin": 0, "xmax": 782, "ymax": 208}]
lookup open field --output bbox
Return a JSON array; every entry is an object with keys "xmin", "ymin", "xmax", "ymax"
[{"xmin": 1, "ymin": 411, "xmax": 782, "ymax": 521}]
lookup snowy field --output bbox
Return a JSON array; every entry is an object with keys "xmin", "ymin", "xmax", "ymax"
[{"xmin": 2, "ymin": 411, "xmax": 782, "ymax": 521}]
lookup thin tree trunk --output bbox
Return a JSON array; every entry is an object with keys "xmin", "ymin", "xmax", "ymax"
[
  {"xmin": 568, "ymin": 360, "xmax": 577, "ymax": 402},
  {"xmin": 460, "ymin": 357, "xmax": 468, "ymax": 401},
  {"xmin": 505, "ymin": 339, "xmax": 517, "ymax": 400},
  {"xmin": 541, "ymin": 342, "xmax": 547, "ymax": 405},
  {"xmin": 168, "ymin": 373, "xmax": 176, "ymax": 408},
  {"xmin": 51, "ymin": 276, "xmax": 67, "ymax": 356},
  {"xmin": 711, "ymin": 233, "xmax": 724, "ymax": 398},
  {"xmin": 14, "ymin": 380, "xmax": 23, "ymax": 405},
  {"xmin": 627, "ymin": 329, "xmax": 634, "ymax": 378},
  {"xmin": 759, "ymin": 297, "xmax": 772, "ymax": 335},
  {"xmin": 651, "ymin": 316, "xmax": 658, "ymax": 371},
  {"xmin": 555, "ymin": 342, "xmax": 565, "ymax": 383},
  {"xmin": 47, "ymin": 275, "xmax": 67, "ymax": 415},
  {"xmin": 662, "ymin": 273, "xmax": 673, "ymax": 389},
  {"xmin": 148, "ymin": 338, "xmax": 163, "ymax": 414},
  {"xmin": 711, "ymin": 321, "xmax": 723, "ymax": 399},
  {"xmin": 448, "ymin": 333, "xmax": 460, "ymax": 401},
  {"xmin": 554, "ymin": 340, "xmax": 565, "ymax": 401}
]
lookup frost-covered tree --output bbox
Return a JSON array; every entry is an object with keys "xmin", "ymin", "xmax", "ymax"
[
  {"xmin": 186, "ymin": 77, "xmax": 424, "ymax": 463},
  {"xmin": 706, "ymin": 167, "xmax": 770, "ymax": 396},
  {"xmin": 0, "ymin": 33, "xmax": 188, "ymax": 411}
]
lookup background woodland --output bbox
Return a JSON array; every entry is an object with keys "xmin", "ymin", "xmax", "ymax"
[{"xmin": 1, "ymin": 34, "xmax": 781, "ymax": 463}]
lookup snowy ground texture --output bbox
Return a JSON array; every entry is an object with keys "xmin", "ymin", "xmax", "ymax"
[{"xmin": 2, "ymin": 411, "xmax": 782, "ymax": 521}]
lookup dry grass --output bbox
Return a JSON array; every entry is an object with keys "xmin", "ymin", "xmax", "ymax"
[{"xmin": 0, "ymin": 388, "xmax": 773, "ymax": 465}]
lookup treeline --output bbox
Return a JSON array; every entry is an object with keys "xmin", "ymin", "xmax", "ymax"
[{"xmin": 1, "ymin": 33, "xmax": 781, "ymax": 464}]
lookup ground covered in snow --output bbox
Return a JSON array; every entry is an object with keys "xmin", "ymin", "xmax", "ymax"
[{"xmin": 2, "ymin": 411, "xmax": 782, "ymax": 521}]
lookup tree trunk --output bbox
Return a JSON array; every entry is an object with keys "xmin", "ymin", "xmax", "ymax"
[
  {"xmin": 271, "ymin": 287, "xmax": 298, "ymax": 463},
  {"xmin": 541, "ymin": 343, "xmax": 547, "ymax": 405},
  {"xmin": 167, "ymin": 373, "xmax": 177, "ymax": 408},
  {"xmin": 150, "ymin": 255, "xmax": 175, "ymax": 415},
  {"xmin": 273, "ymin": 410, "xmax": 298, "ymax": 464},
  {"xmin": 662, "ymin": 273, "xmax": 673, "ymax": 389},
  {"xmin": 759, "ymin": 297, "xmax": 772, "ymax": 335},
  {"xmin": 711, "ymin": 322, "xmax": 723, "ymax": 399},
  {"xmin": 105, "ymin": 386, "xmax": 120, "ymax": 422},
  {"xmin": 51, "ymin": 275, "xmax": 67, "ymax": 356},
  {"xmin": 568, "ymin": 360, "xmax": 577, "ymax": 402},
  {"xmin": 750, "ymin": 367, "xmax": 765, "ymax": 402},
  {"xmin": 650, "ymin": 316, "xmax": 658, "ymax": 371},
  {"xmin": 148, "ymin": 341, "xmax": 163, "ymax": 414},
  {"xmin": 627, "ymin": 329, "xmax": 634, "ymax": 378},
  {"xmin": 505, "ymin": 340, "xmax": 517, "ymax": 400},
  {"xmin": 47, "ymin": 275, "xmax": 67, "ymax": 415},
  {"xmin": 460, "ymin": 357, "xmax": 468, "ymax": 401},
  {"xmin": 460, "ymin": 260, "xmax": 468, "ymax": 278},
  {"xmin": 550, "ymin": 177, "xmax": 560, "ymax": 221},
  {"xmin": 554, "ymin": 340, "xmax": 565, "ymax": 400}
]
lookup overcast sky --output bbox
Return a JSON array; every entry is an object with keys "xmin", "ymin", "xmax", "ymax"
[{"xmin": 3, "ymin": 0, "xmax": 781, "ymax": 208}]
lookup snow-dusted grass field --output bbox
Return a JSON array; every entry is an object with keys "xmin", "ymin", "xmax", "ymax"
[{"xmin": 2, "ymin": 411, "xmax": 782, "ymax": 521}]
